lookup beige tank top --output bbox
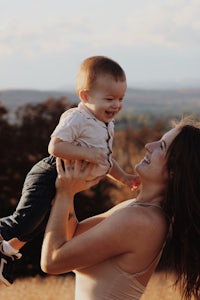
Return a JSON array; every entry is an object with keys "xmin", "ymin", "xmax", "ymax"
[{"xmin": 74, "ymin": 202, "xmax": 163, "ymax": 300}]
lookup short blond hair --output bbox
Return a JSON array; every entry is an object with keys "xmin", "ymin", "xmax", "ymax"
[{"xmin": 76, "ymin": 56, "xmax": 126, "ymax": 95}]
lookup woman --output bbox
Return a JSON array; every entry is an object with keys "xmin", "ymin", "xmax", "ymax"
[{"xmin": 41, "ymin": 118, "xmax": 200, "ymax": 300}]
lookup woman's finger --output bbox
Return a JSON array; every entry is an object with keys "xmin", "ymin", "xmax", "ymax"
[
  {"xmin": 56, "ymin": 158, "xmax": 64, "ymax": 176},
  {"xmin": 73, "ymin": 160, "xmax": 82, "ymax": 176},
  {"xmin": 56, "ymin": 158, "xmax": 72, "ymax": 177},
  {"xmin": 80, "ymin": 161, "xmax": 95, "ymax": 178},
  {"xmin": 73, "ymin": 160, "xmax": 94, "ymax": 179},
  {"xmin": 63, "ymin": 159, "xmax": 73, "ymax": 173}
]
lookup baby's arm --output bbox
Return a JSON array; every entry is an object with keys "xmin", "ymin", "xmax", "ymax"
[
  {"xmin": 108, "ymin": 159, "xmax": 126, "ymax": 182},
  {"xmin": 48, "ymin": 136, "xmax": 106, "ymax": 165},
  {"xmin": 108, "ymin": 159, "xmax": 140, "ymax": 190}
]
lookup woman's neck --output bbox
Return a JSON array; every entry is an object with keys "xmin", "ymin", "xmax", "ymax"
[{"xmin": 136, "ymin": 185, "xmax": 165, "ymax": 206}]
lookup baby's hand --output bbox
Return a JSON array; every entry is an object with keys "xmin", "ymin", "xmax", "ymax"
[
  {"xmin": 86, "ymin": 147, "xmax": 107, "ymax": 165},
  {"xmin": 122, "ymin": 174, "xmax": 141, "ymax": 191}
]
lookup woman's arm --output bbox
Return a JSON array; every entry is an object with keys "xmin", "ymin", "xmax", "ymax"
[
  {"xmin": 40, "ymin": 159, "xmax": 136, "ymax": 275},
  {"xmin": 74, "ymin": 198, "xmax": 134, "ymax": 236}
]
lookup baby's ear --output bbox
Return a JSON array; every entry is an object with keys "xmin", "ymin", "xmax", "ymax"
[{"xmin": 79, "ymin": 90, "xmax": 89, "ymax": 103}]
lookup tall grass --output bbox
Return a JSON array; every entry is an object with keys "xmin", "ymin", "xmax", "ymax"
[{"xmin": 0, "ymin": 272, "xmax": 191, "ymax": 300}]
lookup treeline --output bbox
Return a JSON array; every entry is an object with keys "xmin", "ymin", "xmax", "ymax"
[{"xmin": 0, "ymin": 97, "xmax": 171, "ymax": 279}]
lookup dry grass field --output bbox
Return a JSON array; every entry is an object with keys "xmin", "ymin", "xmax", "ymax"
[{"xmin": 0, "ymin": 272, "xmax": 191, "ymax": 300}]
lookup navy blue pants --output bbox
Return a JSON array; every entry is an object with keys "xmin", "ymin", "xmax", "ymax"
[{"xmin": 0, "ymin": 156, "xmax": 57, "ymax": 242}]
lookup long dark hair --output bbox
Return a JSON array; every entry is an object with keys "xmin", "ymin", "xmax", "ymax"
[{"xmin": 159, "ymin": 118, "xmax": 200, "ymax": 299}]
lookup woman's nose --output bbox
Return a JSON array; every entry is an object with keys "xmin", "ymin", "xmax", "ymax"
[
  {"xmin": 145, "ymin": 141, "xmax": 158, "ymax": 152},
  {"xmin": 145, "ymin": 143, "xmax": 151, "ymax": 152},
  {"xmin": 145, "ymin": 142, "xmax": 155, "ymax": 152}
]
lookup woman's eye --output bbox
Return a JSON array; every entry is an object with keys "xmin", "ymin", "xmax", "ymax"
[{"xmin": 160, "ymin": 141, "xmax": 166, "ymax": 150}]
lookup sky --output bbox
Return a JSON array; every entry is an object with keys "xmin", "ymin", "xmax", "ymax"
[{"xmin": 1, "ymin": 0, "xmax": 200, "ymax": 90}]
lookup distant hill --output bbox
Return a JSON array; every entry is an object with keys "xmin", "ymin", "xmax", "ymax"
[
  {"xmin": 123, "ymin": 88, "xmax": 200, "ymax": 116},
  {"xmin": 1, "ymin": 88, "xmax": 200, "ymax": 117},
  {"xmin": 0, "ymin": 89, "xmax": 78, "ymax": 111}
]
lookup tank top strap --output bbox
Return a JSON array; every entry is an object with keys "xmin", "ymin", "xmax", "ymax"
[
  {"xmin": 128, "ymin": 199, "xmax": 168, "ymax": 276},
  {"xmin": 133, "ymin": 248, "xmax": 163, "ymax": 277},
  {"xmin": 129, "ymin": 200, "xmax": 162, "ymax": 209}
]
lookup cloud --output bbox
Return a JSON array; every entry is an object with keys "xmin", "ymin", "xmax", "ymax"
[
  {"xmin": 0, "ymin": 18, "xmax": 90, "ymax": 58},
  {"xmin": 81, "ymin": 0, "xmax": 200, "ymax": 50},
  {"xmin": 0, "ymin": 0, "xmax": 200, "ymax": 60},
  {"xmin": 122, "ymin": 0, "xmax": 200, "ymax": 49}
]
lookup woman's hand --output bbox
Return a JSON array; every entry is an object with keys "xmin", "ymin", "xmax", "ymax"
[{"xmin": 56, "ymin": 158, "xmax": 103, "ymax": 196}]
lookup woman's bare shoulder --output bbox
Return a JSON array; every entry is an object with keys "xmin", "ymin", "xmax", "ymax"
[
  {"xmin": 106, "ymin": 199, "xmax": 135, "ymax": 213},
  {"xmin": 117, "ymin": 203, "xmax": 168, "ymax": 247}
]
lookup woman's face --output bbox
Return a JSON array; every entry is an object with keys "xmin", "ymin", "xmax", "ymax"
[{"xmin": 135, "ymin": 128, "xmax": 179, "ymax": 184}]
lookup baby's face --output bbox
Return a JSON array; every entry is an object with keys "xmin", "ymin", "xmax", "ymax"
[{"xmin": 84, "ymin": 74, "xmax": 127, "ymax": 123}]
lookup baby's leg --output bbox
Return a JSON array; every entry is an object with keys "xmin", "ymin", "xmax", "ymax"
[
  {"xmin": 0, "ymin": 156, "xmax": 57, "ymax": 242},
  {"xmin": 0, "ymin": 156, "xmax": 57, "ymax": 286}
]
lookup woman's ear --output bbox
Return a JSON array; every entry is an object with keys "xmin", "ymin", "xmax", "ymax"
[{"xmin": 79, "ymin": 90, "xmax": 89, "ymax": 103}]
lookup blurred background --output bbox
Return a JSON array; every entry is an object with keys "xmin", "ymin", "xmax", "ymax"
[{"xmin": 0, "ymin": 0, "xmax": 200, "ymax": 280}]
